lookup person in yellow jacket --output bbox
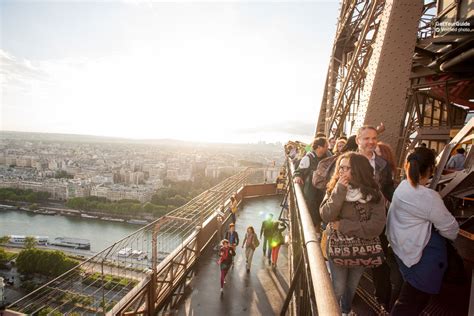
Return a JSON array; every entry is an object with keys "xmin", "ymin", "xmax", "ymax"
[{"xmin": 230, "ymin": 195, "xmax": 238, "ymax": 224}]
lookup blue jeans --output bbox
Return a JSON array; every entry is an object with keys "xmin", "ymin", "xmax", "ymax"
[{"xmin": 328, "ymin": 260, "xmax": 365, "ymax": 313}]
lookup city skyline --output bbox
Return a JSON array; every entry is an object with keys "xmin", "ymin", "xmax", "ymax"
[
  {"xmin": 0, "ymin": 129, "xmax": 287, "ymax": 146},
  {"xmin": 1, "ymin": 1, "xmax": 339, "ymax": 144}
]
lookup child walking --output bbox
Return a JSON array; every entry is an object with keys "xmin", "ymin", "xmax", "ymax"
[{"xmin": 218, "ymin": 239, "xmax": 235, "ymax": 293}]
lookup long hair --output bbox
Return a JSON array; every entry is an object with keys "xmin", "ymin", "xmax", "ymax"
[
  {"xmin": 341, "ymin": 135, "xmax": 358, "ymax": 153},
  {"xmin": 247, "ymin": 226, "xmax": 255, "ymax": 234},
  {"xmin": 326, "ymin": 152, "xmax": 381, "ymax": 202},
  {"xmin": 405, "ymin": 147, "xmax": 436, "ymax": 187},
  {"xmin": 333, "ymin": 139, "xmax": 347, "ymax": 155},
  {"xmin": 377, "ymin": 142, "xmax": 397, "ymax": 175}
]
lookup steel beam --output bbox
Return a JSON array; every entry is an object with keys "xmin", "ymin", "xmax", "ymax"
[{"xmin": 352, "ymin": 0, "xmax": 424, "ymax": 150}]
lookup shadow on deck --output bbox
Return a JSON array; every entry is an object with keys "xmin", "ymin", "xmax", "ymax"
[{"xmin": 176, "ymin": 195, "xmax": 289, "ymax": 316}]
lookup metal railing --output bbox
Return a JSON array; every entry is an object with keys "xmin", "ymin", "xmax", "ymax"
[{"xmin": 282, "ymin": 158, "xmax": 340, "ymax": 315}]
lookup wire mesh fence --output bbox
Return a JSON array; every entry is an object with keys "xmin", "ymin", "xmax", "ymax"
[{"xmin": 8, "ymin": 168, "xmax": 263, "ymax": 315}]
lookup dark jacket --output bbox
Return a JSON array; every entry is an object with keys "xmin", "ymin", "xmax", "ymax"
[
  {"xmin": 225, "ymin": 230, "xmax": 239, "ymax": 246},
  {"xmin": 374, "ymin": 155, "xmax": 395, "ymax": 202},
  {"xmin": 271, "ymin": 222, "xmax": 287, "ymax": 247},
  {"xmin": 294, "ymin": 151, "xmax": 328, "ymax": 202},
  {"xmin": 260, "ymin": 219, "xmax": 274, "ymax": 238}
]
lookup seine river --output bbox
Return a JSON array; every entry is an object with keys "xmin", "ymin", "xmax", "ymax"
[{"xmin": 0, "ymin": 209, "xmax": 142, "ymax": 253}]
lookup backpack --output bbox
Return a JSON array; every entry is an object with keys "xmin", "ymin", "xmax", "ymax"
[
  {"xmin": 297, "ymin": 151, "xmax": 319, "ymax": 184},
  {"xmin": 312, "ymin": 155, "xmax": 338, "ymax": 190}
]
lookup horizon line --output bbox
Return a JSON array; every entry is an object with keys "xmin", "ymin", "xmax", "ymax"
[{"xmin": 0, "ymin": 129, "xmax": 287, "ymax": 145}]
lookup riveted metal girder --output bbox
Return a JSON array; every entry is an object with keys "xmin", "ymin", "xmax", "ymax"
[
  {"xmin": 317, "ymin": 0, "xmax": 386, "ymax": 137},
  {"xmin": 352, "ymin": 0, "xmax": 424, "ymax": 151}
]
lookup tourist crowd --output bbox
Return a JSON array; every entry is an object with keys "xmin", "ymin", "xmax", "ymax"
[
  {"xmin": 288, "ymin": 125, "xmax": 463, "ymax": 315},
  {"xmin": 216, "ymin": 125, "xmax": 466, "ymax": 316}
]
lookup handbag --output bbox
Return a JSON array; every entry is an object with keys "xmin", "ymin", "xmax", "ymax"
[{"xmin": 327, "ymin": 201, "xmax": 385, "ymax": 268}]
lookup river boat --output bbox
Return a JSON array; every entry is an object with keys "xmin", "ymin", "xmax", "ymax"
[
  {"xmin": 9, "ymin": 235, "xmax": 49, "ymax": 245},
  {"xmin": 101, "ymin": 217, "xmax": 125, "ymax": 222},
  {"xmin": 0, "ymin": 204, "xmax": 15, "ymax": 209},
  {"xmin": 51, "ymin": 237, "xmax": 91, "ymax": 250},
  {"xmin": 127, "ymin": 219, "xmax": 148, "ymax": 225},
  {"xmin": 33, "ymin": 209, "xmax": 57, "ymax": 215},
  {"xmin": 80, "ymin": 213, "xmax": 99, "ymax": 219}
]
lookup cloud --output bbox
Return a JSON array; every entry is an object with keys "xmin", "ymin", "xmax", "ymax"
[{"xmin": 0, "ymin": 50, "xmax": 48, "ymax": 88}]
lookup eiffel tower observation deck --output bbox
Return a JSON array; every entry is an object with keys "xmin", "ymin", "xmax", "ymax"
[{"xmin": 3, "ymin": 0, "xmax": 474, "ymax": 315}]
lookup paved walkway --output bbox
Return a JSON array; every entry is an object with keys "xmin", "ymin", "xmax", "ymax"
[{"xmin": 177, "ymin": 195, "xmax": 289, "ymax": 316}]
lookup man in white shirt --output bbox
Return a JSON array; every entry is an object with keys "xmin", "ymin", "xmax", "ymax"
[
  {"xmin": 356, "ymin": 125, "xmax": 396, "ymax": 310},
  {"xmin": 356, "ymin": 126, "xmax": 395, "ymax": 201}
]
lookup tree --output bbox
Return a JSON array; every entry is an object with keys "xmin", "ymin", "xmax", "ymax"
[
  {"xmin": 0, "ymin": 235, "xmax": 10, "ymax": 244},
  {"xmin": 0, "ymin": 248, "xmax": 9, "ymax": 267},
  {"xmin": 25, "ymin": 193, "xmax": 36, "ymax": 203},
  {"xmin": 24, "ymin": 236, "xmax": 37, "ymax": 249},
  {"xmin": 0, "ymin": 188, "xmax": 50, "ymax": 202},
  {"xmin": 29, "ymin": 203, "xmax": 39, "ymax": 210},
  {"xmin": 16, "ymin": 249, "xmax": 79, "ymax": 277}
]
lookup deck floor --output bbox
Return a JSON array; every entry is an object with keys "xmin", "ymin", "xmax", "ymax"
[{"xmin": 176, "ymin": 195, "xmax": 290, "ymax": 316}]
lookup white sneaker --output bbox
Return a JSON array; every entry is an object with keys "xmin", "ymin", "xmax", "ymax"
[{"xmin": 220, "ymin": 288, "xmax": 223, "ymax": 293}]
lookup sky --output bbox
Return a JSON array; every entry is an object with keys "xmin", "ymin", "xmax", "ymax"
[{"xmin": 0, "ymin": 0, "xmax": 339, "ymax": 144}]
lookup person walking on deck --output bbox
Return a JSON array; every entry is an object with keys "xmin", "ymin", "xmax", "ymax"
[
  {"xmin": 260, "ymin": 213, "xmax": 274, "ymax": 264},
  {"xmin": 218, "ymin": 239, "xmax": 235, "ymax": 293},
  {"xmin": 230, "ymin": 195, "xmax": 238, "ymax": 224},
  {"xmin": 270, "ymin": 221, "xmax": 287, "ymax": 268},
  {"xmin": 225, "ymin": 223, "xmax": 239, "ymax": 265},
  {"xmin": 242, "ymin": 226, "xmax": 260, "ymax": 273}
]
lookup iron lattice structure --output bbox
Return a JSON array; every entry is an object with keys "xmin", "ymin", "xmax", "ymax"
[
  {"xmin": 395, "ymin": 0, "xmax": 474, "ymax": 167},
  {"xmin": 318, "ymin": 0, "xmax": 473, "ymax": 168},
  {"xmin": 8, "ymin": 168, "xmax": 263, "ymax": 315},
  {"xmin": 318, "ymin": 0, "xmax": 385, "ymax": 136}
]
